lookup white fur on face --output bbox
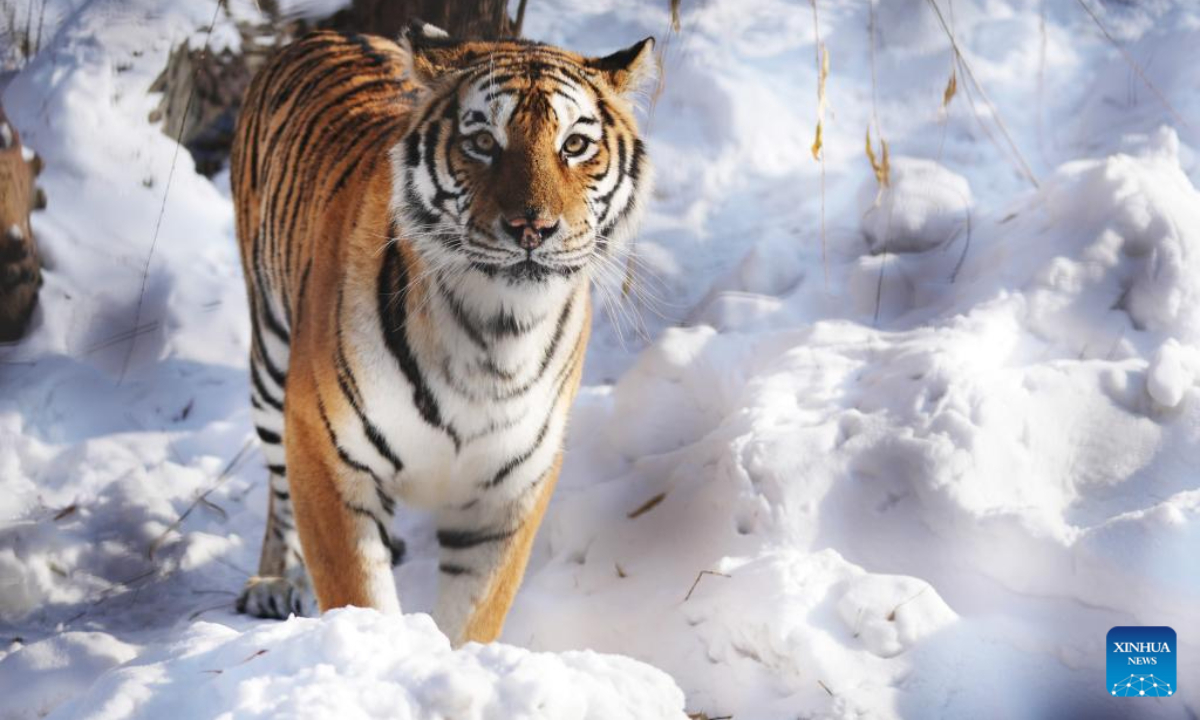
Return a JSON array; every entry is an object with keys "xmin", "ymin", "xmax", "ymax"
[{"xmin": 389, "ymin": 60, "xmax": 649, "ymax": 301}]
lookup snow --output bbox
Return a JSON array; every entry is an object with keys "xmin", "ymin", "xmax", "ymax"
[
  {"xmin": 45, "ymin": 609, "xmax": 685, "ymax": 720},
  {"xmin": 2, "ymin": 0, "xmax": 1199, "ymax": 718},
  {"xmin": 1147, "ymin": 340, "xmax": 1200, "ymax": 409},
  {"xmin": 0, "ymin": 632, "xmax": 138, "ymax": 719},
  {"xmin": 857, "ymin": 157, "xmax": 972, "ymax": 254}
]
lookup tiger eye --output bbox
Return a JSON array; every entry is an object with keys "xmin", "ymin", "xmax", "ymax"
[
  {"xmin": 471, "ymin": 131, "xmax": 497, "ymax": 154},
  {"xmin": 562, "ymin": 134, "xmax": 590, "ymax": 157}
]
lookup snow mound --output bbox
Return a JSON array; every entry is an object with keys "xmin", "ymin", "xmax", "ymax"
[
  {"xmin": 46, "ymin": 608, "xmax": 686, "ymax": 720},
  {"xmin": 961, "ymin": 127, "xmax": 1200, "ymax": 353},
  {"xmin": 0, "ymin": 632, "xmax": 138, "ymax": 720}
]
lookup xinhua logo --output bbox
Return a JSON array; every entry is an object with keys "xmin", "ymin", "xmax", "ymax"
[{"xmin": 1107, "ymin": 626, "xmax": 1176, "ymax": 698}]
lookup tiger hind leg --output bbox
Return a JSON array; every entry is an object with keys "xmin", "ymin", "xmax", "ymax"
[
  {"xmin": 237, "ymin": 347, "xmax": 316, "ymax": 619},
  {"xmin": 236, "ymin": 466, "xmax": 316, "ymax": 618}
]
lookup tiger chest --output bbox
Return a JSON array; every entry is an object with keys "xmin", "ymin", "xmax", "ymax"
[
  {"xmin": 397, "ymin": 377, "xmax": 567, "ymax": 509},
  {"xmin": 335, "ymin": 293, "xmax": 580, "ymax": 511}
]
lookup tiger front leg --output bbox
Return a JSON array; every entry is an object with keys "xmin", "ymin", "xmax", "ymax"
[
  {"xmin": 283, "ymin": 388, "xmax": 403, "ymax": 615},
  {"xmin": 433, "ymin": 455, "xmax": 561, "ymax": 646}
]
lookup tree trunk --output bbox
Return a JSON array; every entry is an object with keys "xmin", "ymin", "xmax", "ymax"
[
  {"xmin": 148, "ymin": 27, "xmax": 277, "ymax": 177},
  {"xmin": 149, "ymin": 1, "xmax": 520, "ymax": 178},
  {"xmin": 0, "ymin": 102, "xmax": 44, "ymax": 342},
  {"xmin": 325, "ymin": 0, "xmax": 517, "ymax": 40}
]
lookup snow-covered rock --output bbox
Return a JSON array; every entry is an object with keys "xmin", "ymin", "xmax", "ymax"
[{"xmin": 858, "ymin": 157, "xmax": 973, "ymax": 254}]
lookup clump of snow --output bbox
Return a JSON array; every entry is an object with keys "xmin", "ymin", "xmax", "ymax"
[
  {"xmin": 273, "ymin": 0, "xmax": 352, "ymax": 22},
  {"xmin": 1147, "ymin": 339, "xmax": 1199, "ymax": 408},
  {"xmin": 45, "ymin": 609, "xmax": 686, "ymax": 720},
  {"xmin": 858, "ymin": 157, "xmax": 973, "ymax": 254},
  {"xmin": 836, "ymin": 574, "xmax": 957, "ymax": 659}
]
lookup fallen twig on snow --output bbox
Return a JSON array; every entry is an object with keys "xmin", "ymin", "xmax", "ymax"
[
  {"xmin": 684, "ymin": 569, "xmax": 731, "ymax": 602},
  {"xmin": 148, "ymin": 436, "xmax": 255, "ymax": 560},
  {"xmin": 627, "ymin": 491, "xmax": 667, "ymax": 519}
]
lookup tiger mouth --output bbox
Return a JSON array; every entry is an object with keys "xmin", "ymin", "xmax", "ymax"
[
  {"xmin": 503, "ymin": 258, "xmax": 557, "ymax": 283},
  {"xmin": 456, "ymin": 225, "xmax": 593, "ymax": 283},
  {"xmin": 469, "ymin": 257, "xmax": 584, "ymax": 283}
]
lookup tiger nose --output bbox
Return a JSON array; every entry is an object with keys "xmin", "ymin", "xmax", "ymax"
[{"xmin": 502, "ymin": 214, "xmax": 560, "ymax": 251}]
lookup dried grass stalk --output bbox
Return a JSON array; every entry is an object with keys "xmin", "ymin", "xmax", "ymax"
[
  {"xmin": 865, "ymin": 128, "xmax": 890, "ymax": 189},
  {"xmin": 942, "ymin": 68, "xmax": 957, "ymax": 110},
  {"xmin": 810, "ymin": 0, "xmax": 829, "ymax": 289},
  {"xmin": 811, "ymin": 45, "xmax": 829, "ymax": 160}
]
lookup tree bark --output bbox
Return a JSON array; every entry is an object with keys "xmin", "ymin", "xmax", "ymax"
[
  {"xmin": 149, "ymin": 1, "xmax": 519, "ymax": 178},
  {"xmin": 324, "ymin": 0, "xmax": 517, "ymax": 40},
  {"xmin": 148, "ymin": 25, "xmax": 279, "ymax": 177}
]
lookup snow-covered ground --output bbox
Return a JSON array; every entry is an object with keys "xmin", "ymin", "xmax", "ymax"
[{"xmin": 2, "ymin": 0, "xmax": 1199, "ymax": 718}]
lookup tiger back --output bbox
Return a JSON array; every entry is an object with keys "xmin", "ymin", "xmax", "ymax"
[{"xmin": 230, "ymin": 25, "xmax": 653, "ymax": 645}]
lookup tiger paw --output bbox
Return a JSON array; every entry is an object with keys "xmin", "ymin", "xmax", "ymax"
[{"xmin": 236, "ymin": 576, "xmax": 315, "ymax": 619}]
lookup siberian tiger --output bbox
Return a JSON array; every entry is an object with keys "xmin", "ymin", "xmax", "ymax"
[{"xmin": 229, "ymin": 22, "xmax": 653, "ymax": 645}]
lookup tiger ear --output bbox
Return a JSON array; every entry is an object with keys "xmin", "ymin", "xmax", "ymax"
[
  {"xmin": 400, "ymin": 20, "xmax": 471, "ymax": 84},
  {"xmin": 588, "ymin": 37, "xmax": 656, "ymax": 95}
]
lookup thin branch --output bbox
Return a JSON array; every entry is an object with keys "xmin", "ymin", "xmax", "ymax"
[
  {"xmin": 948, "ymin": 201, "xmax": 973, "ymax": 283},
  {"xmin": 683, "ymin": 569, "xmax": 731, "ymax": 602},
  {"xmin": 925, "ymin": 0, "xmax": 1039, "ymax": 188},
  {"xmin": 627, "ymin": 491, "xmax": 666, "ymax": 519},
  {"xmin": 148, "ymin": 436, "xmax": 255, "ymax": 560},
  {"xmin": 867, "ymin": 0, "xmax": 882, "ymax": 141},
  {"xmin": 872, "ymin": 200, "xmax": 895, "ymax": 327},
  {"xmin": 935, "ymin": 0, "xmax": 956, "ymax": 163},
  {"xmin": 1074, "ymin": 0, "xmax": 1191, "ymax": 132},
  {"xmin": 34, "ymin": 0, "xmax": 46, "ymax": 56},
  {"xmin": 626, "ymin": 0, "xmax": 682, "ymax": 300},
  {"xmin": 513, "ymin": 0, "xmax": 529, "ymax": 38},
  {"xmin": 1036, "ymin": 0, "xmax": 1049, "ymax": 166},
  {"xmin": 22, "ymin": 0, "xmax": 32, "ymax": 59},
  {"xmin": 886, "ymin": 586, "xmax": 929, "ymax": 621},
  {"xmin": 119, "ymin": 0, "xmax": 224, "ymax": 383},
  {"xmin": 810, "ymin": 0, "xmax": 829, "ymax": 290}
]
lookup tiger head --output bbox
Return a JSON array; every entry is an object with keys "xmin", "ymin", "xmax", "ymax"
[{"xmin": 392, "ymin": 22, "xmax": 654, "ymax": 290}]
